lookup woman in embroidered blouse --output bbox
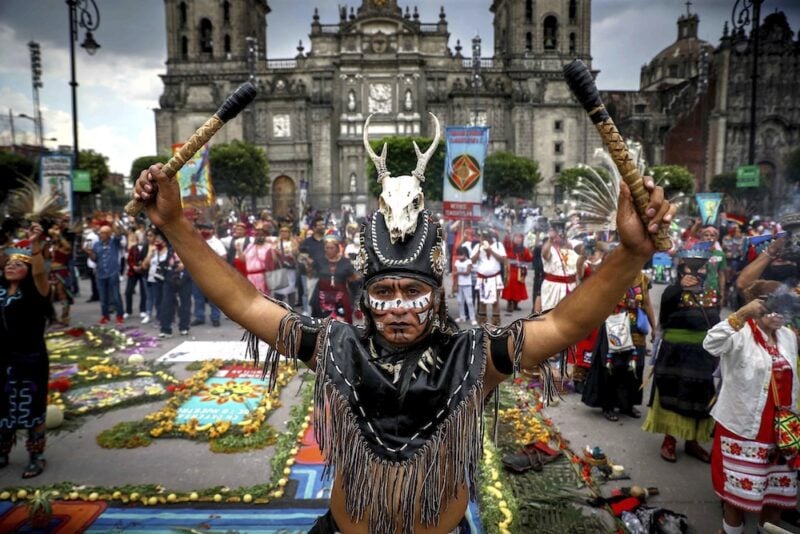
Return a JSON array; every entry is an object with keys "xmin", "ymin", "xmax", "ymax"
[
  {"xmin": 703, "ymin": 280, "xmax": 799, "ymax": 534},
  {"xmin": 0, "ymin": 224, "xmax": 53, "ymax": 479}
]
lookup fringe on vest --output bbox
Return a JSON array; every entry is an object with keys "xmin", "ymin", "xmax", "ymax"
[{"xmin": 312, "ymin": 322, "xmax": 486, "ymax": 534}]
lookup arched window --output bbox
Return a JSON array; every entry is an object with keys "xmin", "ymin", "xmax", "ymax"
[
  {"xmin": 543, "ymin": 16, "xmax": 558, "ymax": 50},
  {"xmin": 569, "ymin": 0, "xmax": 578, "ymax": 22},
  {"xmin": 181, "ymin": 36, "xmax": 188, "ymax": 59},
  {"xmin": 179, "ymin": 2, "xmax": 187, "ymax": 27},
  {"xmin": 569, "ymin": 32, "xmax": 576, "ymax": 54},
  {"xmin": 223, "ymin": 0, "xmax": 231, "ymax": 23},
  {"xmin": 224, "ymin": 34, "xmax": 231, "ymax": 55},
  {"xmin": 525, "ymin": 0, "xmax": 532, "ymax": 23},
  {"xmin": 525, "ymin": 32, "xmax": 533, "ymax": 52},
  {"xmin": 199, "ymin": 18, "xmax": 213, "ymax": 54}
]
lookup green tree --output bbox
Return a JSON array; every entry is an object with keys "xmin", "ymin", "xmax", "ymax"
[
  {"xmin": 129, "ymin": 155, "xmax": 170, "ymax": 185},
  {"xmin": 710, "ymin": 171, "xmax": 768, "ymax": 216},
  {"xmin": 77, "ymin": 149, "xmax": 110, "ymax": 193},
  {"xmin": 482, "ymin": 151, "xmax": 542, "ymax": 200},
  {"xmin": 786, "ymin": 147, "xmax": 800, "ymax": 185},
  {"xmin": 366, "ymin": 136, "xmax": 445, "ymax": 201},
  {"xmin": 648, "ymin": 165, "xmax": 695, "ymax": 197},
  {"xmin": 209, "ymin": 140, "xmax": 270, "ymax": 211},
  {"xmin": 0, "ymin": 152, "xmax": 36, "ymax": 203}
]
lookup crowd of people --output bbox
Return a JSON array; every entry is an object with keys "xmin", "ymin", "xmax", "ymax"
[{"xmin": 2, "ymin": 174, "xmax": 799, "ymax": 533}]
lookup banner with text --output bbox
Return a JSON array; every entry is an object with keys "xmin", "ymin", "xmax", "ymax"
[
  {"xmin": 442, "ymin": 126, "xmax": 489, "ymax": 221},
  {"xmin": 40, "ymin": 154, "xmax": 73, "ymax": 220},
  {"xmin": 173, "ymin": 143, "xmax": 214, "ymax": 207},
  {"xmin": 696, "ymin": 192, "xmax": 724, "ymax": 226}
]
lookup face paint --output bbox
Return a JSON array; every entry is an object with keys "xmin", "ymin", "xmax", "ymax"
[
  {"xmin": 375, "ymin": 321, "xmax": 385, "ymax": 331},
  {"xmin": 368, "ymin": 292, "xmax": 432, "ymax": 312},
  {"xmin": 416, "ymin": 309, "xmax": 431, "ymax": 324}
]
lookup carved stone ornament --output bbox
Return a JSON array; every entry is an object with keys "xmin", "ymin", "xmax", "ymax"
[
  {"xmin": 273, "ymin": 114, "xmax": 291, "ymax": 138},
  {"xmin": 368, "ymin": 83, "xmax": 392, "ymax": 114},
  {"xmin": 371, "ymin": 32, "xmax": 389, "ymax": 54}
]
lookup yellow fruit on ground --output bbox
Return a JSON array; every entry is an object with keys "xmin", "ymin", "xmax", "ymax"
[
  {"xmin": 112, "ymin": 491, "xmax": 122, "ymax": 499},
  {"xmin": 213, "ymin": 494, "xmax": 222, "ymax": 503},
  {"xmin": 289, "ymin": 447, "xmax": 299, "ymax": 455},
  {"xmin": 16, "ymin": 489, "xmax": 27, "ymax": 499},
  {"xmin": 0, "ymin": 491, "xmax": 9, "ymax": 500},
  {"xmin": 277, "ymin": 478, "xmax": 287, "ymax": 487},
  {"xmin": 130, "ymin": 492, "xmax": 140, "ymax": 501},
  {"xmin": 167, "ymin": 493, "xmax": 177, "ymax": 502},
  {"xmin": 242, "ymin": 494, "xmax": 253, "ymax": 503},
  {"xmin": 189, "ymin": 492, "xmax": 199, "ymax": 501},
  {"xmin": 88, "ymin": 492, "xmax": 99, "ymax": 501},
  {"xmin": 273, "ymin": 490, "xmax": 284, "ymax": 498},
  {"xmin": 69, "ymin": 491, "xmax": 79, "ymax": 500},
  {"xmin": 286, "ymin": 458, "xmax": 295, "ymax": 466},
  {"xmin": 148, "ymin": 496, "xmax": 158, "ymax": 505},
  {"xmin": 283, "ymin": 467, "xmax": 291, "ymax": 476}
]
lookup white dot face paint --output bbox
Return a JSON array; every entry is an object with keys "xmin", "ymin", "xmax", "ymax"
[{"xmin": 368, "ymin": 292, "xmax": 432, "ymax": 312}]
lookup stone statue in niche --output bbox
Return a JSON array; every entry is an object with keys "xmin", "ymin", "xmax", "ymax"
[
  {"xmin": 273, "ymin": 114, "xmax": 291, "ymax": 138},
  {"xmin": 403, "ymin": 89, "xmax": 413, "ymax": 111},
  {"xmin": 347, "ymin": 90, "xmax": 357, "ymax": 112}
]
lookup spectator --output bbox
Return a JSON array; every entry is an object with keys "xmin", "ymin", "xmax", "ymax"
[
  {"xmin": 310, "ymin": 235, "xmax": 357, "ymax": 323},
  {"xmin": 159, "ymin": 242, "xmax": 192, "ymax": 338},
  {"xmin": 299, "ymin": 216, "xmax": 326, "ymax": 314},
  {"xmin": 86, "ymin": 221, "xmax": 125, "ymax": 324},
  {"xmin": 192, "ymin": 223, "xmax": 226, "ymax": 327},
  {"xmin": 273, "ymin": 224, "xmax": 299, "ymax": 308},
  {"xmin": 451, "ymin": 246, "xmax": 477, "ymax": 325},
  {"xmin": 141, "ymin": 229, "xmax": 165, "ymax": 324},
  {"xmin": 239, "ymin": 222, "xmax": 279, "ymax": 295},
  {"xmin": 124, "ymin": 232, "xmax": 149, "ymax": 321}
]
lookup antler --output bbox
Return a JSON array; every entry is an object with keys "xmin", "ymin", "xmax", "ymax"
[
  {"xmin": 412, "ymin": 113, "xmax": 441, "ymax": 183},
  {"xmin": 363, "ymin": 114, "xmax": 390, "ymax": 183}
]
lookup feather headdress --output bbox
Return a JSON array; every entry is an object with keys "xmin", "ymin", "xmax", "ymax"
[{"xmin": 6, "ymin": 178, "xmax": 67, "ymax": 223}]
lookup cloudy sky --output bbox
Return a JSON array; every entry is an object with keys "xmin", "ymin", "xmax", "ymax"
[{"xmin": 1, "ymin": 0, "xmax": 798, "ymax": 175}]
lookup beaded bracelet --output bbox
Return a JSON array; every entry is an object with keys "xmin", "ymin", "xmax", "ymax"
[{"xmin": 727, "ymin": 313, "xmax": 744, "ymax": 331}]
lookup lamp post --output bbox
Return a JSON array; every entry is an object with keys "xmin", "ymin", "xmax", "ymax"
[
  {"xmin": 67, "ymin": 0, "xmax": 101, "ymax": 170},
  {"xmin": 471, "ymin": 35, "xmax": 482, "ymax": 126},
  {"xmin": 731, "ymin": 0, "xmax": 763, "ymax": 166}
]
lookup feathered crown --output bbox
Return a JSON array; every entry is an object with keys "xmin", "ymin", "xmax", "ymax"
[
  {"xmin": 5, "ymin": 239, "xmax": 33, "ymax": 263},
  {"xmin": 6, "ymin": 178, "xmax": 67, "ymax": 223},
  {"xmin": 678, "ymin": 241, "xmax": 712, "ymax": 260}
]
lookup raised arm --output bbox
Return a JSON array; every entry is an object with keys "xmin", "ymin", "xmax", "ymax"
[
  {"xmin": 736, "ymin": 237, "xmax": 783, "ymax": 291},
  {"xmin": 134, "ymin": 164, "xmax": 289, "ymax": 347},
  {"xmin": 515, "ymin": 179, "xmax": 675, "ymax": 369},
  {"xmin": 28, "ymin": 224, "xmax": 49, "ymax": 297}
]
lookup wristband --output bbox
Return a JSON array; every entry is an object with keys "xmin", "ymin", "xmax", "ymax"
[{"xmin": 727, "ymin": 313, "xmax": 744, "ymax": 331}]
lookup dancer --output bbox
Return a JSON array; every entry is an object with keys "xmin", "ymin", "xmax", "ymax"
[
  {"xmin": 643, "ymin": 246, "xmax": 719, "ymax": 463},
  {"xmin": 501, "ymin": 233, "xmax": 532, "ymax": 313},
  {"xmin": 0, "ymin": 225, "xmax": 53, "ymax": 478},
  {"xmin": 309, "ymin": 235, "xmax": 357, "ymax": 324},
  {"xmin": 471, "ymin": 229, "xmax": 506, "ymax": 326},
  {"xmin": 46, "ymin": 222, "xmax": 74, "ymax": 325},
  {"xmin": 539, "ymin": 225, "xmax": 584, "ymax": 312},
  {"xmin": 133, "ymin": 111, "xmax": 675, "ymax": 533},
  {"xmin": 704, "ymin": 280, "xmax": 798, "ymax": 533}
]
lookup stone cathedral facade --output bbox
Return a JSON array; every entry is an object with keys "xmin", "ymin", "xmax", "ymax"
[{"xmin": 154, "ymin": 0, "xmax": 601, "ymax": 217}]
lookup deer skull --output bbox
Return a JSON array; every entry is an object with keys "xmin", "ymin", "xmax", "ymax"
[{"xmin": 363, "ymin": 113, "xmax": 441, "ymax": 243}]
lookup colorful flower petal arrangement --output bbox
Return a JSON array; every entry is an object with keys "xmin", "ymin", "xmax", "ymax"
[
  {"xmin": 97, "ymin": 359, "xmax": 296, "ymax": 453},
  {"xmin": 0, "ymin": 374, "xmax": 315, "ymax": 507},
  {"xmin": 45, "ymin": 326, "xmax": 176, "ymax": 425}
]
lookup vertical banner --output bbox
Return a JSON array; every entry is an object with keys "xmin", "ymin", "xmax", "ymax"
[
  {"xmin": 442, "ymin": 126, "xmax": 489, "ymax": 221},
  {"xmin": 695, "ymin": 193, "xmax": 723, "ymax": 226},
  {"xmin": 173, "ymin": 143, "xmax": 214, "ymax": 207},
  {"xmin": 40, "ymin": 154, "xmax": 74, "ymax": 221}
]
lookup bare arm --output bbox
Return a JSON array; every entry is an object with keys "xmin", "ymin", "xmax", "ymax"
[
  {"xmin": 28, "ymin": 224, "xmax": 49, "ymax": 297},
  {"xmin": 736, "ymin": 238, "xmax": 783, "ymax": 290},
  {"xmin": 134, "ymin": 165, "xmax": 289, "ymax": 347},
  {"xmin": 541, "ymin": 238, "xmax": 552, "ymax": 262}
]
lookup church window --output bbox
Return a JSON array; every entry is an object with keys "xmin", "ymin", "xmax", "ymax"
[
  {"xmin": 525, "ymin": 32, "xmax": 533, "ymax": 52},
  {"xmin": 554, "ymin": 142, "xmax": 563, "ymax": 155},
  {"xmin": 555, "ymin": 163, "xmax": 562, "ymax": 175},
  {"xmin": 199, "ymin": 18, "xmax": 213, "ymax": 54},
  {"xmin": 181, "ymin": 36, "xmax": 188, "ymax": 59},
  {"xmin": 179, "ymin": 2, "xmax": 187, "ymax": 28},
  {"xmin": 635, "ymin": 104, "xmax": 647, "ymax": 114},
  {"xmin": 543, "ymin": 16, "xmax": 558, "ymax": 50},
  {"xmin": 569, "ymin": 33, "xmax": 576, "ymax": 54},
  {"xmin": 223, "ymin": 0, "xmax": 231, "ymax": 24},
  {"xmin": 525, "ymin": 0, "xmax": 532, "ymax": 23},
  {"xmin": 224, "ymin": 34, "xmax": 231, "ymax": 55},
  {"xmin": 554, "ymin": 120, "xmax": 563, "ymax": 132},
  {"xmin": 569, "ymin": 0, "xmax": 578, "ymax": 22}
]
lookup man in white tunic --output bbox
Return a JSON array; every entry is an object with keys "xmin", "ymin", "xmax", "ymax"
[
  {"xmin": 470, "ymin": 229, "xmax": 507, "ymax": 325},
  {"xmin": 538, "ymin": 226, "xmax": 585, "ymax": 313}
]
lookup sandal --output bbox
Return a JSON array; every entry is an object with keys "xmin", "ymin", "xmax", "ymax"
[
  {"xmin": 602, "ymin": 411, "xmax": 619, "ymax": 422},
  {"xmin": 502, "ymin": 448, "xmax": 543, "ymax": 473},
  {"xmin": 22, "ymin": 458, "xmax": 45, "ymax": 479}
]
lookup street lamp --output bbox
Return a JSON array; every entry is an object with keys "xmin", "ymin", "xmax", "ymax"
[
  {"xmin": 471, "ymin": 35, "xmax": 481, "ymax": 126},
  {"xmin": 67, "ymin": 0, "xmax": 101, "ymax": 170},
  {"xmin": 730, "ymin": 0, "xmax": 763, "ymax": 166}
]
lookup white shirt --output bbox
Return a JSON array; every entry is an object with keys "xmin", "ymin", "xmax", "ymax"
[
  {"xmin": 206, "ymin": 236, "xmax": 226, "ymax": 257},
  {"xmin": 454, "ymin": 258, "xmax": 473, "ymax": 286},
  {"xmin": 704, "ymin": 320, "xmax": 799, "ymax": 439},
  {"xmin": 471, "ymin": 241, "xmax": 506, "ymax": 276},
  {"xmin": 147, "ymin": 248, "xmax": 169, "ymax": 283}
]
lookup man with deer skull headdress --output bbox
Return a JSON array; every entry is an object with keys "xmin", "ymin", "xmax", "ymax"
[{"xmin": 133, "ymin": 112, "xmax": 677, "ymax": 534}]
